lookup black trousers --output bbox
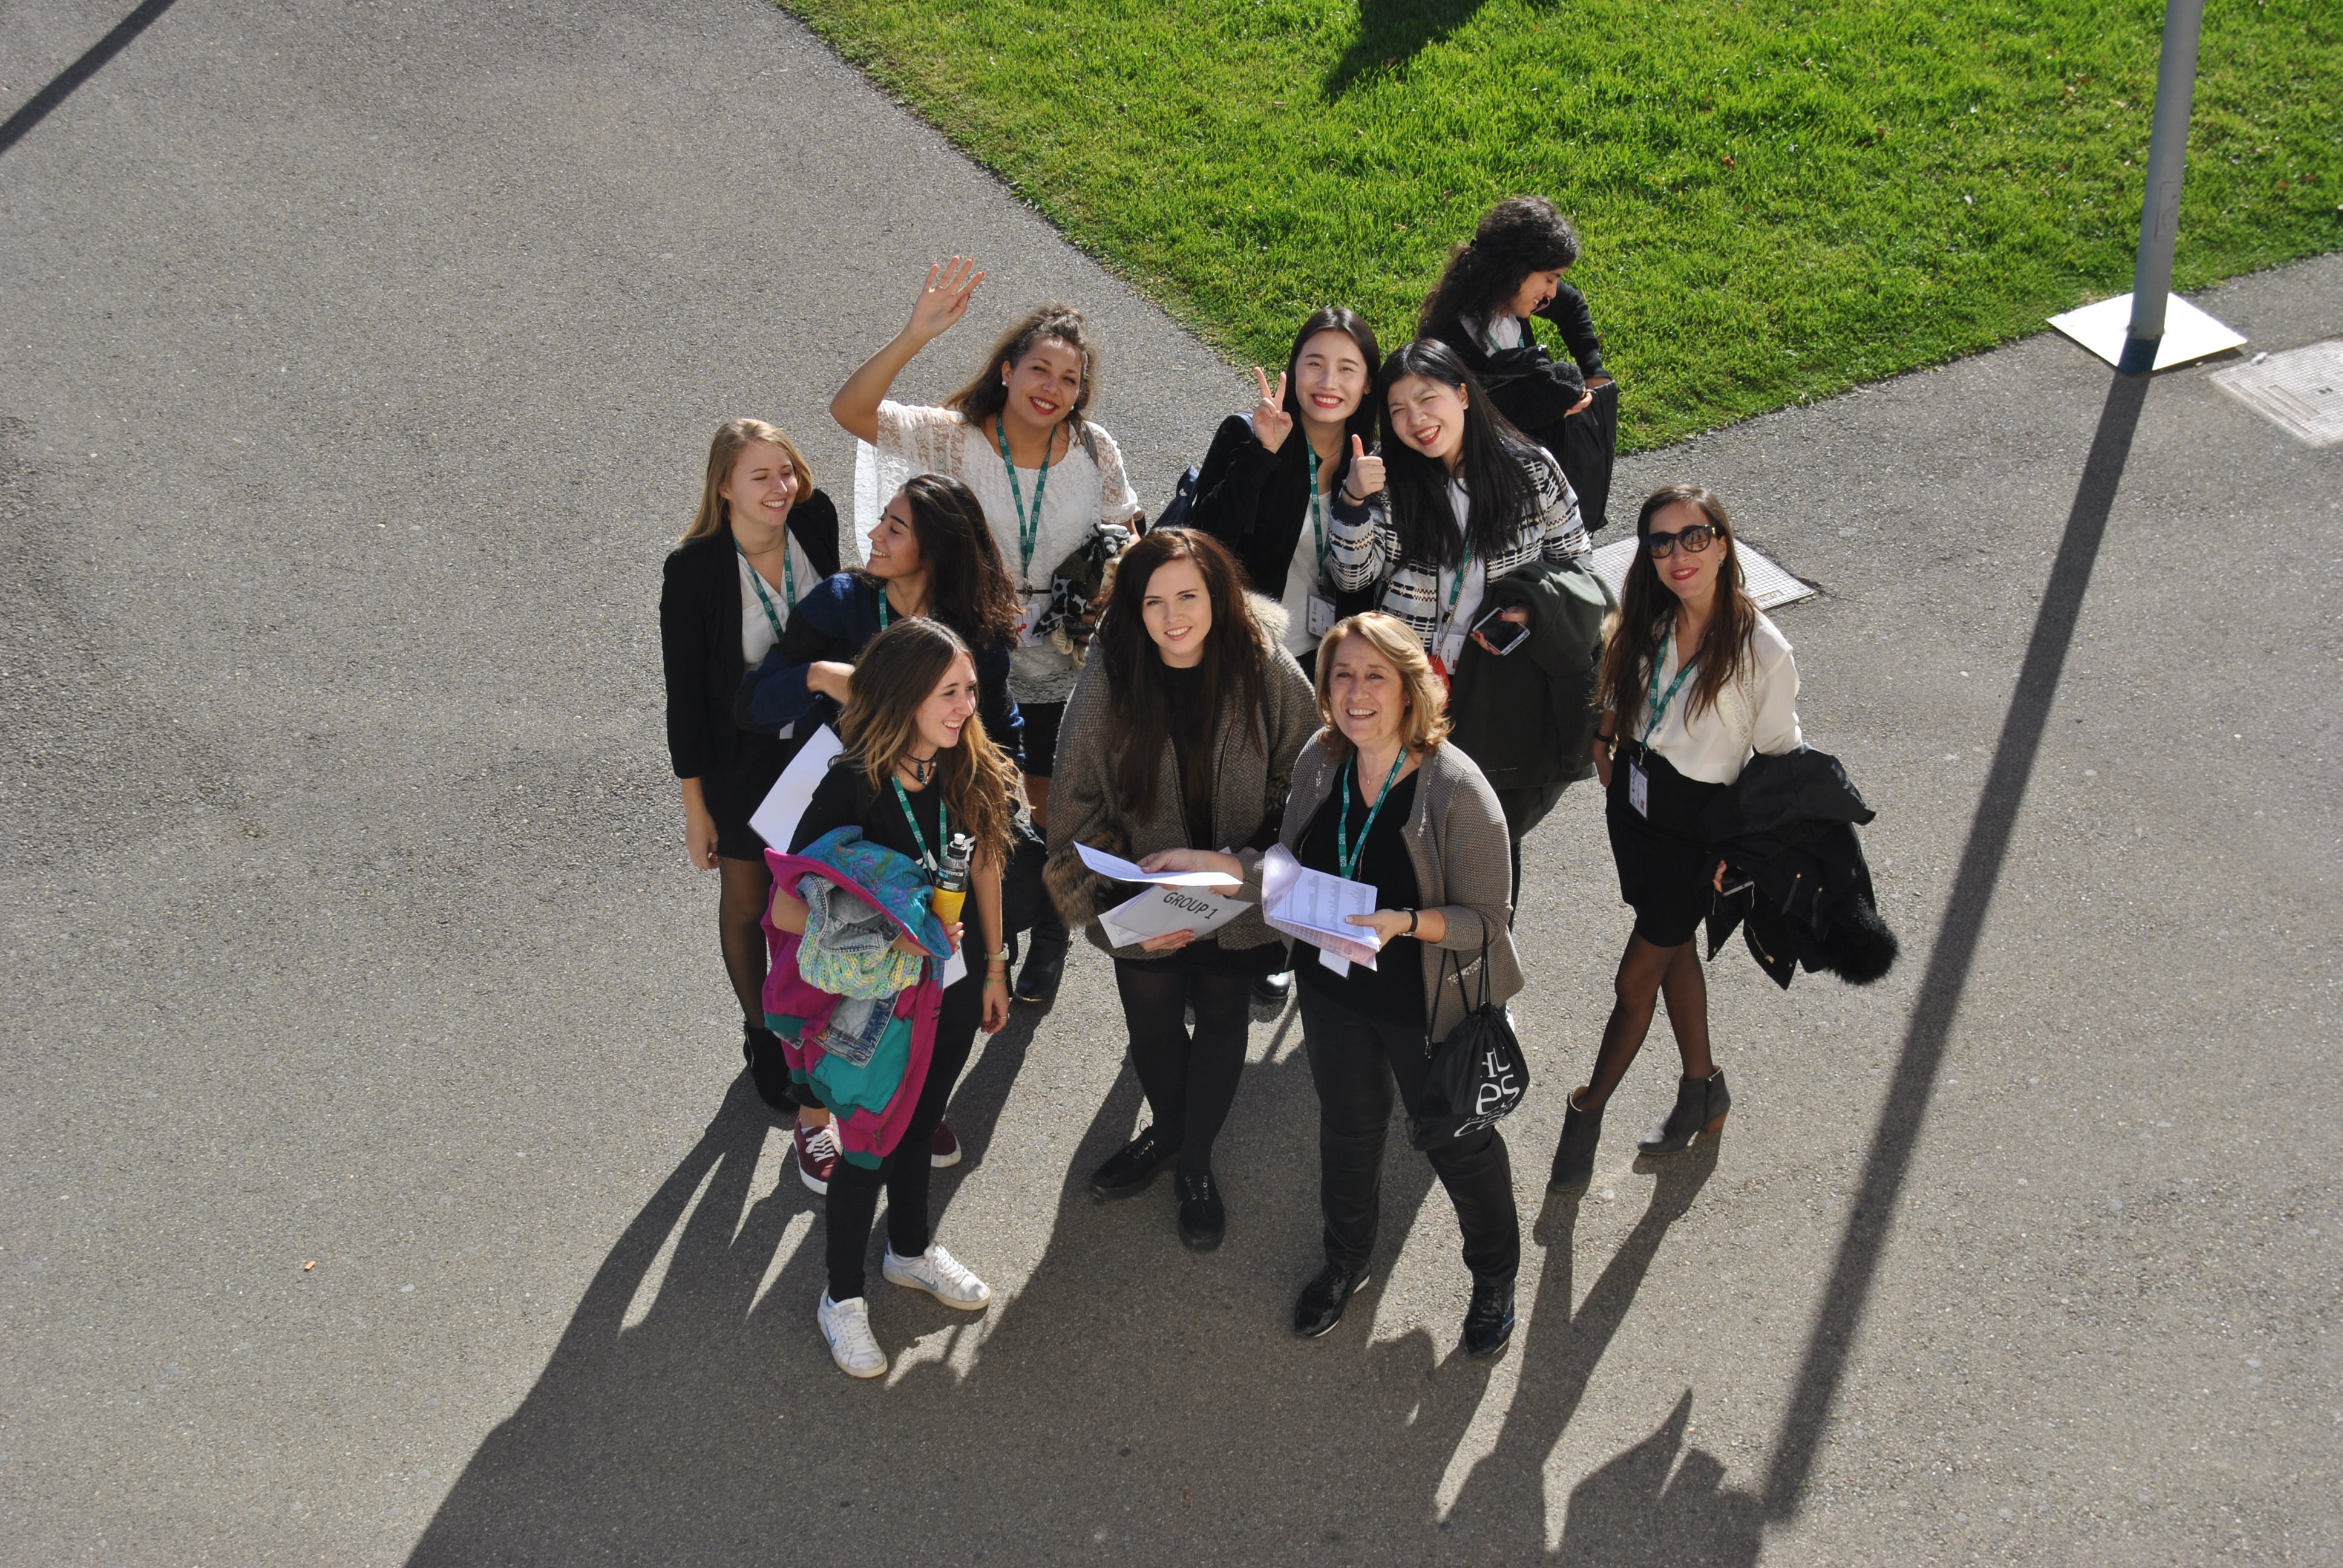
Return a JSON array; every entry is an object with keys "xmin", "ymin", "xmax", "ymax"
[
  {"xmin": 1299, "ymin": 985, "xmax": 1519, "ymax": 1285},
  {"xmin": 1114, "ymin": 958, "xmax": 1253, "ymax": 1178},
  {"xmin": 825, "ymin": 973, "xmax": 983, "ymax": 1301}
]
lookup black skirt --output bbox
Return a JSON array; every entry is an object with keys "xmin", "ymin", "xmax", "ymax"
[
  {"xmin": 701, "ymin": 728, "xmax": 792, "ymax": 861},
  {"xmin": 1604, "ymin": 743, "xmax": 1723, "ymax": 948}
]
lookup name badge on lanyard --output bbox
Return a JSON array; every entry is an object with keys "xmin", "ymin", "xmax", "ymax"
[
  {"xmin": 1014, "ymin": 589, "xmax": 1052, "ymax": 648},
  {"xmin": 1632, "ymin": 646, "xmax": 1697, "ymax": 821},
  {"xmin": 1628, "ymin": 759, "xmax": 1650, "ymax": 818},
  {"xmin": 1306, "ymin": 589, "xmax": 1338, "ymax": 639},
  {"xmin": 1303, "ymin": 449, "xmax": 1339, "ymax": 641}
]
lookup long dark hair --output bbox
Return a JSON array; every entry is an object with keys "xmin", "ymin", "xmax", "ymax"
[
  {"xmin": 1281, "ymin": 307, "xmax": 1382, "ymax": 492},
  {"xmin": 1096, "ymin": 529, "xmax": 1267, "ymax": 818},
  {"xmin": 1417, "ymin": 195, "xmax": 1581, "ymax": 337},
  {"xmin": 943, "ymin": 301, "xmax": 1101, "ymax": 459},
  {"xmin": 1377, "ymin": 338, "xmax": 1544, "ymax": 570},
  {"xmin": 866, "ymin": 474, "xmax": 1023, "ymax": 648},
  {"xmin": 1596, "ymin": 485, "xmax": 1758, "ymax": 733},
  {"xmin": 839, "ymin": 619, "xmax": 1021, "ymax": 869}
]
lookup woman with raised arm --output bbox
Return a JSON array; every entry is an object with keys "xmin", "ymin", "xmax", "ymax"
[
  {"xmin": 1328, "ymin": 338, "xmax": 1590, "ymax": 892},
  {"xmin": 1547, "ymin": 485, "xmax": 1801, "ymax": 1197},
  {"xmin": 832, "ymin": 258, "xmax": 1142, "ymax": 1006},
  {"xmin": 1419, "ymin": 195, "xmax": 1616, "ymax": 531},
  {"xmin": 734, "ymin": 471, "xmax": 1025, "ymax": 1192},
  {"xmin": 658, "ymin": 418, "xmax": 839, "ymax": 1108},
  {"xmin": 768, "ymin": 618, "xmax": 1018, "ymax": 1379},
  {"xmin": 1041, "ymin": 529, "xmax": 1317, "ymax": 1250},
  {"xmin": 1142, "ymin": 613, "xmax": 1524, "ymax": 1355}
]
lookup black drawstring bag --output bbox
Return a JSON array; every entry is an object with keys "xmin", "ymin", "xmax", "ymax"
[{"xmin": 1409, "ymin": 936, "xmax": 1530, "ymax": 1151}]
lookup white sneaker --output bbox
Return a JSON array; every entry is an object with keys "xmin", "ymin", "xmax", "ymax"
[
  {"xmin": 882, "ymin": 1244, "xmax": 992, "ymax": 1310},
  {"xmin": 818, "ymin": 1293, "xmax": 887, "ymax": 1379}
]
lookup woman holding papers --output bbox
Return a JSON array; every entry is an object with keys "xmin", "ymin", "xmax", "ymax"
[
  {"xmin": 1547, "ymin": 485, "xmax": 1800, "ymax": 1195},
  {"xmin": 832, "ymin": 258, "xmax": 1144, "ymax": 1006},
  {"xmin": 1144, "ymin": 612, "xmax": 1523, "ymax": 1355},
  {"xmin": 659, "ymin": 419, "xmax": 839, "ymax": 1114},
  {"xmin": 735, "ymin": 471, "xmax": 1026, "ymax": 1189},
  {"xmin": 1043, "ymin": 529, "xmax": 1316, "ymax": 1251}
]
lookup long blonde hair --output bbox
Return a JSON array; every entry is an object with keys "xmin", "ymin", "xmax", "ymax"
[
  {"xmin": 681, "ymin": 418, "xmax": 814, "ymax": 544},
  {"xmin": 839, "ymin": 619, "xmax": 1020, "ymax": 869},
  {"xmin": 1314, "ymin": 613, "xmax": 1453, "ymax": 764}
]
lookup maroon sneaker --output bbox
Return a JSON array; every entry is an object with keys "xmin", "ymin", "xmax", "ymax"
[
  {"xmin": 930, "ymin": 1117, "xmax": 963, "ymax": 1169},
  {"xmin": 796, "ymin": 1121, "xmax": 841, "ymax": 1195}
]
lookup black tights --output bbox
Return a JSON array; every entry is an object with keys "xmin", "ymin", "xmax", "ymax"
[
  {"xmin": 1579, "ymin": 936, "xmax": 1712, "ymax": 1110},
  {"xmin": 1113, "ymin": 959, "xmax": 1253, "ymax": 1178},
  {"xmin": 716, "ymin": 855, "xmax": 773, "ymax": 1029},
  {"xmin": 825, "ymin": 975, "xmax": 983, "ymax": 1301}
]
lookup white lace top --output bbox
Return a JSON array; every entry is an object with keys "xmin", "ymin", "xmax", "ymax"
[{"xmin": 855, "ymin": 400, "xmax": 1141, "ymax": 702}]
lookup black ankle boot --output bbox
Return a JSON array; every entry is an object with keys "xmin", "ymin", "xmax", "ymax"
[
  {"xmin": 1548, "ymin": 1089, "xmax": 1604, "ymax": 1194},
  {"xmin": 1463, "ymin": 1277, "xmax": 1515, "ymax": 1357},
  {"xmin": 743, "ymin": 1025, "xmax": 797, "ymax": 1116},
  {"xmin": 1091, "ymin": 1127, "xmax": 1182, "ymax": 1198},
  {"xmin": 1637, "ymin": 1068, "xmax": 1731, "ymax": 1154},
  {"xmin": 1014, "ymin": 924, "xmax": 1070, "ymax": 1004},
  {"xmin": 1293, "ymin": 1261, "xmax": 1369, "ymax": 1339},
  {"xmin": 1176, "ymin": 1171, "xmax": 1225, "ymax": 1252}
]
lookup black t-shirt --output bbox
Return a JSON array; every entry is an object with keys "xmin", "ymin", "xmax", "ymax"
[
  {"xmin": 1291, "ymin": 763, "xmax": 1424, "ymax": 1021},
  {"xmin": 1160, "ymin": 661, "xmax": 1215, "ymax": 850},
  {"xmin": 790, "ymin": 760, "xmax": 948, "ymax": 875}
]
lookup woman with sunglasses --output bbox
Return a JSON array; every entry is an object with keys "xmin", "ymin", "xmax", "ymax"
[{"xmin": 1548, "ymin": 485, "xmax": 1801, "ymax": 1195}]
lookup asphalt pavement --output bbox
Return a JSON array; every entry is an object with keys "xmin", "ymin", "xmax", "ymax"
[{"xmin": 2, "ymin": 0, "xmax": 2337, "ymax": 1562}]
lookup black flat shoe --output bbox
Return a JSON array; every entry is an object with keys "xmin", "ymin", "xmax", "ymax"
[
  {"xmin": 1293, "ymin": 1262, "xmax": 1369, "ymax": 1339},
  {"xmin": 1176, "ymin": 1172, "xmax": 1225, "ymax": 1252},
  {"xmin": 744, "ymin": 1025, "xmax": 798, "ymax": 1116},
  {"xmin": 1637, "ymin": 1068, "xmax": 1731, "ymax": 1155},
  {"xmin": 1091, "ymin": 1127, "xmax": 1182, "ymax": 1199},
  {"xmin": 1014, "ymin": 929, "xmax": 1069, "ymax": 1004},
  {"xmin": 1548, "ymin": 1089, "xmax": 1604, "ymax": 1194},
  {"xmin": 1463, "ymin": 1278, "xmax": 1515, "ymax": 1357},
  {"xmin": 1251, "ymin": 972, "xmax": 1293, "ymax": 1009}
]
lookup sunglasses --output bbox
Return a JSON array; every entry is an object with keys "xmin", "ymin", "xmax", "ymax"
[{"xmin": 1645, "ymin": 523, "xmax": 1722, "ymax": 559}]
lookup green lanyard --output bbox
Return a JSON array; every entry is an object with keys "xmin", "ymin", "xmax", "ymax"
[
  {"xmin": 1643, "ymin": 638, "xmax": 1697, "ymax": 744},
  {"xmin": 1337, "ymin": 750, "xmax": 1409, "ymax": 883},
  {"xmin": 995, "ymin": 419, "xmax": 1055, "ymax": 581},
  {"xmin": 1305, "ymin": 444, "xmax": 1327, "ymax": 572},
  {"xmin": 877, "ymin": 590, "xmax": 890, "ymax": 631},
  {"xmin": 1434, "ymin": 551, "xmax": 1473, "ymax": 655},
  {"xmin": 735, "ymin": 539, "xmax": 793, "ymax": 644},
  {"xmin": 888, "ymin": 777, "xmax": 945, "ymax": 881}
]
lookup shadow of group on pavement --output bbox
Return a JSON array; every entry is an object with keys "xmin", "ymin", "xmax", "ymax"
[{"xmin": 411, "ymin": 371, "xmax": 2149, "ymax": 1562}]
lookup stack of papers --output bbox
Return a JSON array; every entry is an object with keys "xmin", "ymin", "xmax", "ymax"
[{"xmin": 1260, "ymin": 845, "xmax": 1380, "ymax": 973}]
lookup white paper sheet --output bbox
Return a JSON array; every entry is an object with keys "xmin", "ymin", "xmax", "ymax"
[
  {"xmin": 1074, "ymin": 841, "xmax": 1245, "ymax": 889},
  {"xmin": 1259, "ymin": 844, "xmax": 1380, "ymax": 970},
  {"xmin": 749, "ymin": 724, "xmax": 845, "ymax": 855},
  {"xmin": 1096, "ymin": 884, "xmax": 1248, "ymax": 949}
]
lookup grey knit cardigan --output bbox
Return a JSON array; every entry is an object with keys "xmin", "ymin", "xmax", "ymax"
[
  {"xmin": 1264, "ymin": 734, "xmax": 1524, "ymax": 1043},
  {"xmin": 1045, "ymin": 597, "xmax": 1320, "ymax": 962}
]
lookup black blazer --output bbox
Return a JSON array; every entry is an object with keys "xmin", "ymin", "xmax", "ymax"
[
  {"xmin": 659, "ymin": 490, "xmax": 841, "ymax": 779},
  {"xmin": 1187, "ymin": 413, "xmax": 1375, "ymax": 618}
]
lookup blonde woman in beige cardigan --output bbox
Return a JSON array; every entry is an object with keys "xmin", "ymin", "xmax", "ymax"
[
  {"xmin": 1043, "ymin": 529, "xmax": 1317, "ymax": 1252},
  {"xmin": 1145, "ymin": 612, "xmax": 1523, "ymax": 1356}
]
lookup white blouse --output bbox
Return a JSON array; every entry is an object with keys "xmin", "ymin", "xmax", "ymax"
[
  {"xmin": 858, "ymin": 400, "xmax": 1141, "ymax": 701},
  {"xmin": 735, "ymin": 541, "xmax": 818, "ymax": 665},
  {"xmin": 1631, "ymin": 612, "xmax": 1803, "ymax": 785}
]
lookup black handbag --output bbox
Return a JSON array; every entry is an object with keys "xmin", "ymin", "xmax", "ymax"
[
  {"xmin": 1409, "ymin": 936, "xmax": 1530, "ymax": 1151},
  {"xmin": 999, "ymin": 812, "xmax": 1050, "ymax": 936}
]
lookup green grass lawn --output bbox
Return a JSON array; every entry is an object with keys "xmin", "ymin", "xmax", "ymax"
[{"xmin": 783, "ymin": 0, "xmax": 2339, "ymax": 452}]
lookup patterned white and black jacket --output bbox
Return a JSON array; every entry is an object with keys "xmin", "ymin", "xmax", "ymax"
[{"xmin": 1326, "ymin": 451, "xmax": 1590, "ymax": 654}]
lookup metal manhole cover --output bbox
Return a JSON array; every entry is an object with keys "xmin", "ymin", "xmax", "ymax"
[{"xmin": 2210, "ymin": 340, "xmax": 2343, "ymax": 448}]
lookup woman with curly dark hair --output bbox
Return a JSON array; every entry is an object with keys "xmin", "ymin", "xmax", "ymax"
[{"xmin": 1418, "ymin": 195, "xmax": 1617, "ymax": 530}]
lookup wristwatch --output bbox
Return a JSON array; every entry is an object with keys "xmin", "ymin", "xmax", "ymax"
[{"xmin": 1402, "ymin": 909, "xmax": 1418, "ymax": 936}]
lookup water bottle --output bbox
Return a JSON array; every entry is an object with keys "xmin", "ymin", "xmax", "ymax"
[{"xmin": 931, "ymin": 832, "xmax": 974, "ymax": 924}]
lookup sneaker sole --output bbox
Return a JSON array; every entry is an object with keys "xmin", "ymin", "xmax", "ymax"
[
  {"xmin": 929, "ymin": 1147, "xmax": 963, "ymax": 1169},
  {"xmin": 825, "ymin": 1341, "xmax": 888, "ymax": 1379},
  {"xmin": 882, "ymin": 1262, "xmax": 991, "ymax": 1311},
  {"xmin": 1294, "ymin": 1273, "xmax": 1369, "ymax": 1339},
  {"xmin": 799, "ymin": 1165, "xmax": 831, "ymax": 1197}
]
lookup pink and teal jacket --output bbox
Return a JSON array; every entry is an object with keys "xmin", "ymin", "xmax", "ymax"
[{"xmin": 762, "ymin": 828, "xmax": 952, "ymax": 1168}]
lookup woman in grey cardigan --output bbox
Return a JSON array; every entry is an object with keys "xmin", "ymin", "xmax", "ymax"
[
  {"xmin": 1044, "ymin": 529, "xmax": 1318, "ymax": 1251},
  {"xmin": 1143, "ymin": 612, "xmax": 1524, "ymax": 1356}
]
